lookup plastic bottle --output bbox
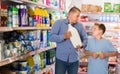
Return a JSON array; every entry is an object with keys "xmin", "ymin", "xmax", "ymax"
[
  {"xmin": 19, "ymin": 5, "xmax": 26, "ymax": 26},
  {"xmin": 34, "ymin": 7, "xmax": 42, "ymax": 27},
  {"xmin": 44, "ymin": 9, "xmax": 50, "ymax": 27},
  {"xmin": 12, "ymin": 6, "xmax": 19, "ymax": 27},
  {"xmin": 7, "ymin": 6, "xmax": 12, "ymax": 27},
  {"xmin": 106, "ymin": 15, "xmax": 110, "ymax": 22},
  {"xmin": 42, "ymin": 9, "xmax": 46, "ymax": 27},
  {"xmin": 42, "ymin": 30, "xmax": 47, "ymax": 47},
  {"xmin": 38, "ymin": 8, "xmax": 43, "ymax": 27},
  {"xmin": 45, "ymin": 0, "xmax": 50, "ymax": 6},
  {"xmin": 26, "ymin": 56, "xmax": 34, "ymax": 68},
  {"xmin": 39, "ymin": 52, "xmax": 44, "ymax": 69},
  {"xmin": 33, "ymin": 54, "xmax": 41, "ymax": 69},
  {"xmin": 68, "ymin": 24, "xmax": 82, "ymax": 48},
  {"xmin": 28, "ymin": 6, "xmax": 34, "ymax": 26}
]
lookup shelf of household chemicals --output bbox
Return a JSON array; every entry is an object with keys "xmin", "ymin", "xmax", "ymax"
[
  {"xmin": 10, "ymin": 0, "xmax": 65, "ymax": 11},
  {"xmin": 0, "ymin": 27, "xmax": 52, "ymax": 32},
  {"xmin": 38, "ymin": 63, "xmax": 55, "ymax": 74},
  {"xmin": 0, "ymin": 46, "xmax": 56, "ymax": 67},
  {"xmin": 13, "ymin": 27, "xmax": 52, "ymax": 30},
  {"xmin": 0, "ymin": 27, "xmax": 13, "ymax": 32}
]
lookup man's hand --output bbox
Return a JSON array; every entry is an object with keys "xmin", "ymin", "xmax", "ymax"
[
  {"xmin": 76, "ymin": 45, "xmax": 83, "ymax": 50},
  {"xmin": 64, "ymin": 29, "xmax": 71, "ymax": 39}
]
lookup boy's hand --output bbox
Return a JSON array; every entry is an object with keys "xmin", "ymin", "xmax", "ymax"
[
  {"xmin": 92, "ymin": 52, "xmax": 99, "ymax": 59},
  {"xmin": 99, "ymin": 52, "xmax": 106, "ymax": 59}
]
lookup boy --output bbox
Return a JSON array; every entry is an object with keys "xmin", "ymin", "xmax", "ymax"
[{"xmin": 85, "ymin": 23, "xmax": 117, "ymax": 74}]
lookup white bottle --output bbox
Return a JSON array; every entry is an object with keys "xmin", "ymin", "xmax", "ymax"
[{"xmin": 68, "ymin": 24, "xmax": 82, "ymax": 48}]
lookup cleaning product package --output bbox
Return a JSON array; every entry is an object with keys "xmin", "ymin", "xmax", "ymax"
[
  {"xmin": 68, "ymin": 24, "xmax": 85, "ymax": 59},
  {"xmin": 68, "ymin": 24, "xmax": 82, "ymax": 48}
]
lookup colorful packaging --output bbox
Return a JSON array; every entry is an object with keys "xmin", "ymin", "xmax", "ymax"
[
  {"xmin": 113, "ymin": 4, "xmax": 120, "ymax": 12},
  {"xmin": 7, "ymin": 6, "xmax": 12, "ymax": 27},
  {"xmin": 26, "ymin": 56, "xmax": 34, "ymax": 68},
  {"xmin": 104, "ymin": 2, "xmax": 112, "ymax": 12},
  {"xmin": 12, "ymin": 6, "xmax": 19, "ymax": 27}
]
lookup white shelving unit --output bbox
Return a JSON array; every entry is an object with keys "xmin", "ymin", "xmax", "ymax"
[{"xmin": 0, "ymin": 0, "xmax": 64, "ymax": 73}]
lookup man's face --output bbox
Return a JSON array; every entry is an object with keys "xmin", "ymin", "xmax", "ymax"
[{"xmin": 69, "ymin": 11, "xmax": 80, "ymax": 24}]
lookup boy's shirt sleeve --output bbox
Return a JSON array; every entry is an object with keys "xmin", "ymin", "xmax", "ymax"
[{"xmin": 107, "ymin": 41, "xmax": 116, "ymax": 52}]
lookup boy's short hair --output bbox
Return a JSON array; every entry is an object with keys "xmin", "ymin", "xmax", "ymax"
[
  {"xmin": 95, "ymin": 23, "xmax": 106, "ymax": 34},
  {"xmin": 68, "ymin": 6, "xmax": 81, "ymax": 13}
]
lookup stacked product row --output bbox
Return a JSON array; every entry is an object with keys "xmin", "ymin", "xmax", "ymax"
[{"xmin": 0, "ymin": 30, "xmax": 56, "ymax": 60}]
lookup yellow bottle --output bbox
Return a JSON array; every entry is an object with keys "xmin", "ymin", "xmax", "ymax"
[
  {"xmin": 26, "ymin": 56, "xmax": 34, "ymax": 68},
  {"xmin": 34, "ymin": 7, "xmax": 42, "ymax": 27},
  {"xmin": 43, "ymin": 9, "xmax": 50, "ymax": 27}
]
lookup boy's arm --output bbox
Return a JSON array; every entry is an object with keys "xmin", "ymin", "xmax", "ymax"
[
  {"xmin": 84, "ymin": 50, "xmax": 93, "ymax": 56},
  {"xmin": 99, "ymin": 51, "xmax": 118, "ymax": 59},
  {"xmin": 105, "ymin": 51, "xmax": 118, "ymax": 57},
  {"xmin": 84, "ymin": 50, "xmax": 98, "ymax": 59}
]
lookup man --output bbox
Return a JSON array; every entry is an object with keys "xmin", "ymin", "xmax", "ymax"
[{"xmin": 49, "ymin": 7, "xmax": 88, "ymax": 74}]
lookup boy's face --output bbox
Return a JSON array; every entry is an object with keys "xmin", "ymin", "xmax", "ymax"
[{"xmin": 92, "ymin": 25, "xmax": 103, "ymax": 37}]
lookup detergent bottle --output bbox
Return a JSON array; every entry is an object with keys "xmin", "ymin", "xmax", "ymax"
[
  {"xmin": 28, "ymin": 6, "xmax": 34, "ymax": 26},
  {"xmin": 42, "ymin": 9, "xmax": 46, "ymax": 27},
  {"xmin": 68, "ymin": 24, "xmax": 82, "ymax": 48},
  {"xmin": 34, "ymin": 7, "xmax": 42, "ymax": 27},
  {"xmin": 68, "ymin": 24, "xmax": 86, "ymax": 59},
  {"xmin": 44, "ymin": 9, "xmax": 50, "ymax": 27},
  {"xmin": 26, "ymin": 56, "xmax": 34, "ymax": 68}
]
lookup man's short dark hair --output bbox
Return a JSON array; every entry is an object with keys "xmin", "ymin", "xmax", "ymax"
[{"xmin": 68, "ymin": 6, "xmax": 81, "ymax": 13}]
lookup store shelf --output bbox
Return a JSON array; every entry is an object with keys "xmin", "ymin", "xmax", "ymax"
[
  {"xmin": 81, "ymin": 12, "xmax": 120, "ymax": 15},
  {"xmin": 86, "ymin": 29, "xmax": 120, "ymax": 33},
  {"xmin": 0, "ymin": 27, "xmax": 52, "ymax": 32},
  {"xmin": 13, "ymin": 27, "xmax": 52, "ymax": 30},
  {"xmin": 0, "ymin": 46, "xmax": 56, "ymax": 67},
  {"xmin": 81, "ymin": 21, "xmax": 120, "ymax": 24},
  {"xmin": 108, "ymin": 62, "xmax": 117, "ymax": 65},
  {"xmin": 10, "ymin": 0, "xmax": 65, "ymax": 11},
  {"xmin": 0, "ymin": 27, "xmax": 13, "ymax": 32}
]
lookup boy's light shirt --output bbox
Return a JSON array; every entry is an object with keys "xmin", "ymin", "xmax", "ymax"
[{"xmin": 85, "ymin": 37, "xmax": 116, "ymax": 74}]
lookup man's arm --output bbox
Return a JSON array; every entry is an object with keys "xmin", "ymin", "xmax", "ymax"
[
  {"xmin": 79, "ymin": 24, "xmax": 88, "ymax": 47},
  {"xmin": 49, "ymin": 20, "xmax": 65, "ymax": 43}
]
